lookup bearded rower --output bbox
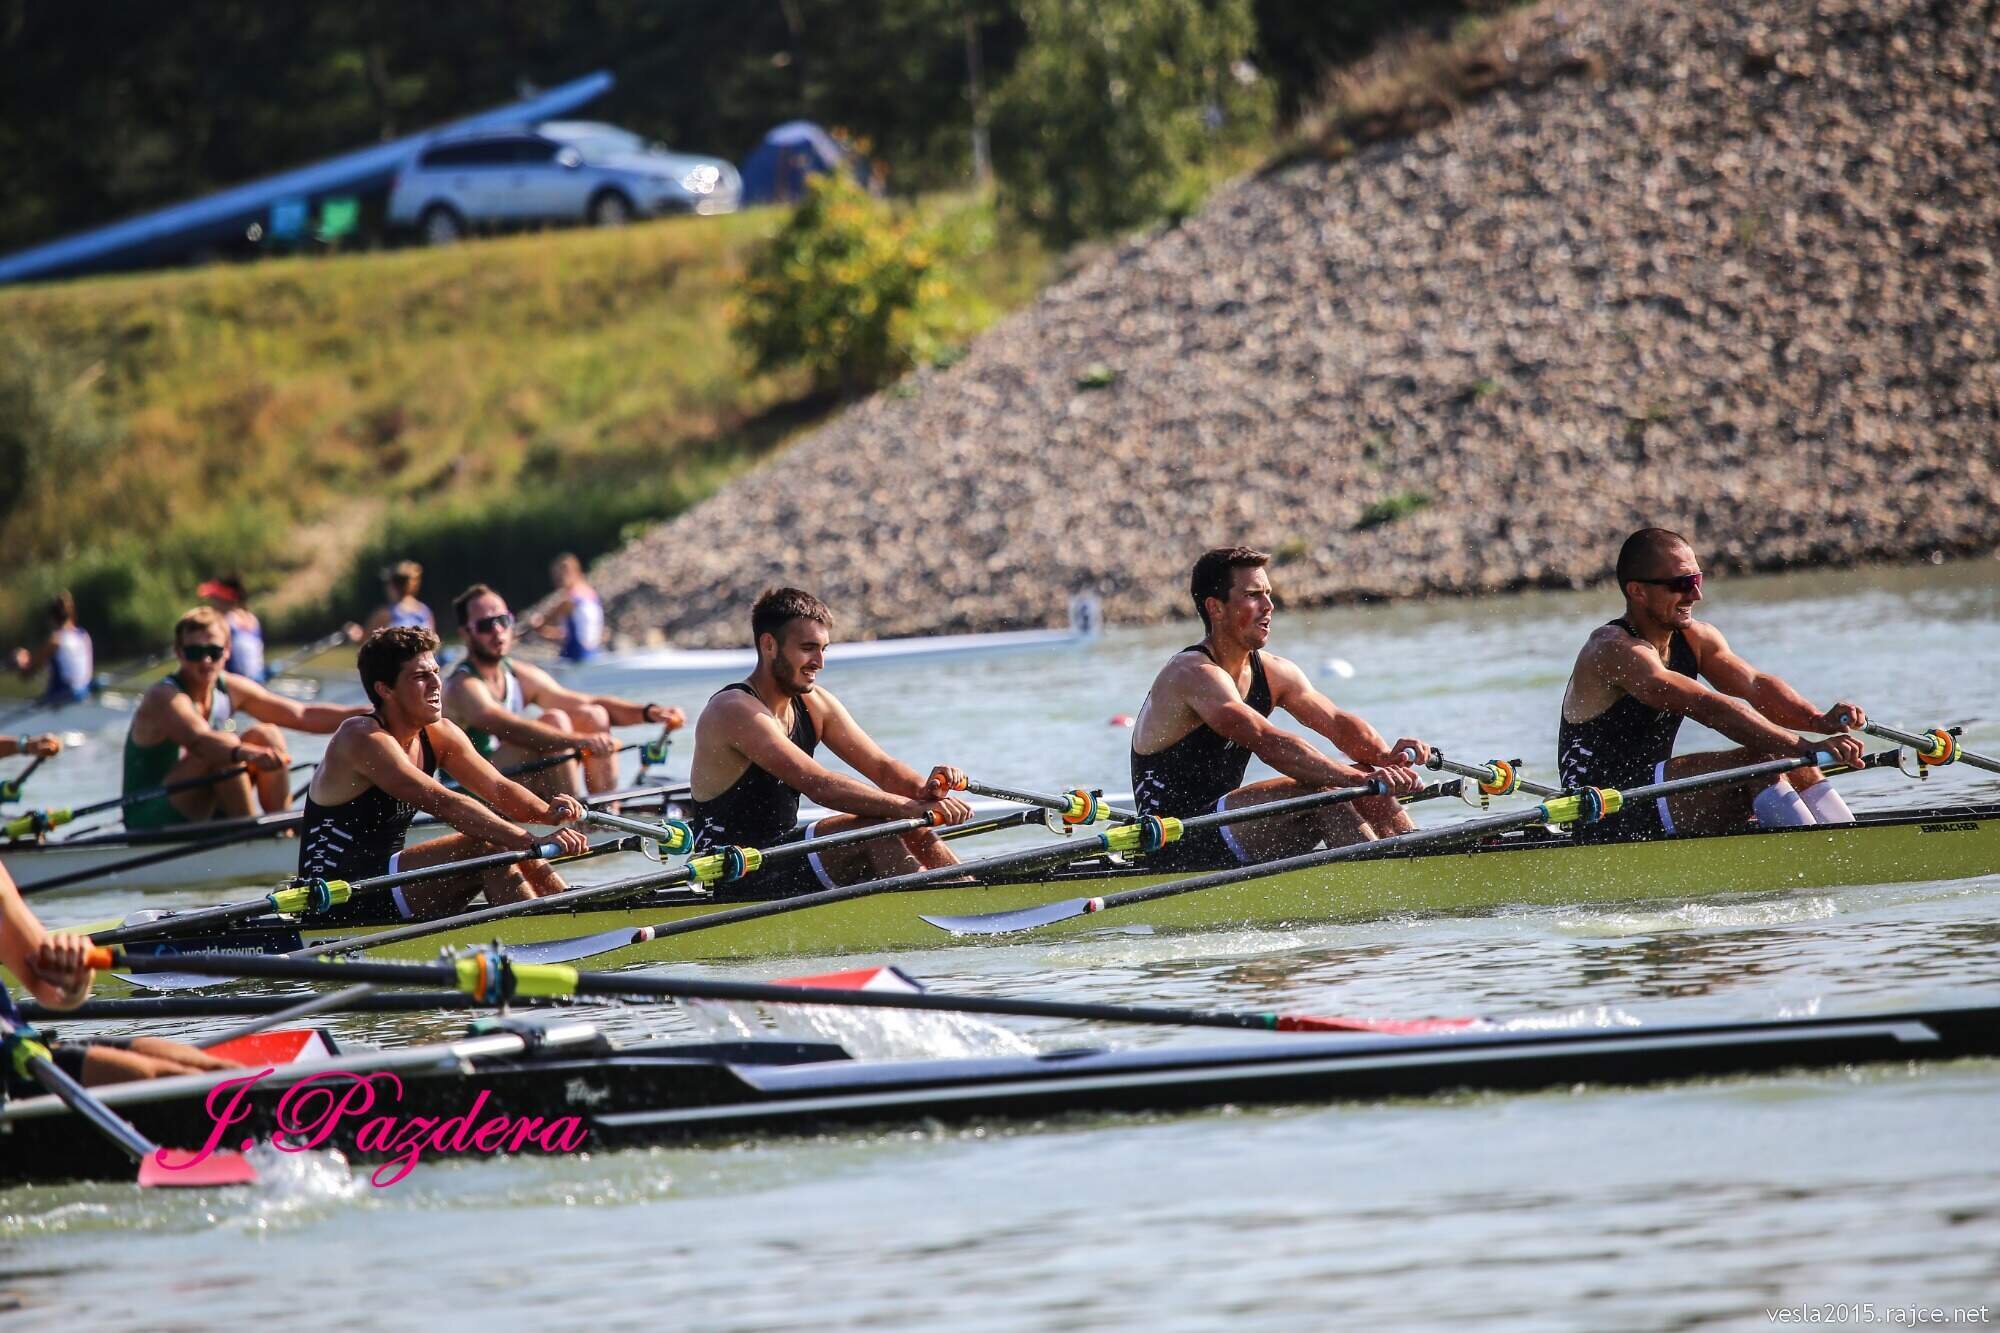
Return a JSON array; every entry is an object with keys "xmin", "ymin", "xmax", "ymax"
[
  {"xmin": 1131, "ymin": 547, "xmax": 1427, "ymax": 871},
  {"xmin": 299, "ymin": 627, "xmax": 590, "ymax": 920},
  {"xmin": 122, "ymin": 608, "xmax": 370, "ymax": 829},
  {"xmin": 442, "ymin": 584, "xmax": 682, "ymax": 800},
  {"xmin": 686, "ymin": 588, "xmax": 971, "ymax": 898},
  {"xmin": 1558, "ymin": 527, "xmax": 1866, "ymax": 843},
  {"xmin": 2, "ymin": 860, "xmax": 240, "ymax": 1090}
]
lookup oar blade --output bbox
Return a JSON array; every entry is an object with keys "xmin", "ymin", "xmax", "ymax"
[
  {"xmin": 139, "ymin": 1149, "xmax": 260, "ymax": 1189},
  {"xmin": 113, "ymin": 969, "xmax": 229, "ymax": 993},
  {"xmin": 919, "ymin": 897, "xmax": 1096, "ymax": 936},
  {"xmin": 500, "ymin": 928, "xmax": 643, "ymax": 966},
  {"xmin": 1275, "ymin": 1014, "xmax": 1481, "ymax": 1035}
]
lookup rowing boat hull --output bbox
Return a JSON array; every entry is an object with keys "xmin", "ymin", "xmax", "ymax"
[
  {"xmin": 5, "ymin": 1003, "xmax": 1995, "ymax": 1186},
  {"xmin": 106, "ymin": 802, "xmax": 2000, "ymax": 976}
]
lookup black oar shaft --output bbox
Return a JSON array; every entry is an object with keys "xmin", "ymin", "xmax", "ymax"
[
  {"xmin": 21, "ymin": 820, "xmax": 286, "ymax": 896},
  {"xmin": 0, "ymin": 1015, "xmax": 157, "ymax": 1163}
]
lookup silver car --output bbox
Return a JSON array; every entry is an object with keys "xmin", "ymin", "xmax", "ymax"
[{"xmin": 388, "ymin": 121, "xmax": 741, "ymax": 244}]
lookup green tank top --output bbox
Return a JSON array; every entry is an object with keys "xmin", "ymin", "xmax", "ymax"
[
  {"xmin": 453, "ymin": 659, "xmax": 520, "ymax": 757},
  {"xmin": 123, "ymin": 676, "xmax": 233, "ymax": 829}
]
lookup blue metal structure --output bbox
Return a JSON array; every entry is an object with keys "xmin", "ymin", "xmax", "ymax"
[{"xmin": 0, "ymin": 72, "xmax": 615, "ymax": 286}]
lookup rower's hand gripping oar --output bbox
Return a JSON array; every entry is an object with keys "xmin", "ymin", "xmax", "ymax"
[
  {"xmin": 89, "ymin": 833, "xmax": 674, "ymax": 948},
  {"xmin": 947, "ymin": 776, "xmax": 1135, "ymax": 828},
  {"xmin": 1398, "ymin": 746, "xmax": 1561, "ymax": 804},
  {"xmin": 0, "ymin": 1009, "xmax": 258, "ymax": 1187},
  {"xmin": 928, "ymin": 751, "xmax": 1844, "ymax": 936},
  {"xmin": 88, "ymin": 948, "xmax": 1480, "ymax": 1037}
]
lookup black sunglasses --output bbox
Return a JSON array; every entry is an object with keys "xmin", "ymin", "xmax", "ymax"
[
  {"xmin": 1633, "ymin": 572, "xmax": 1703, "ymax": 594},
  {"xmin": 471, "ymin": 613, "xmax": 514, "ymax": 634},
  {"xmin": 180, "ymin": 642, "xmax": 227, "ymax": 662}
]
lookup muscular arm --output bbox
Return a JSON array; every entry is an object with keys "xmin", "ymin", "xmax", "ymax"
[
  {"xmin": 1177, "ymin": 659, "xmax": 1372, "ymax": 787},
  {"xmin": 1686, "ymin": 624, "xmax": 1841, "ymax": 732},
  {"xmin": 515, "ymin": 661, "xmax": 674, "ymax": 728},
  {"xmin": 141, "ymin": 684, "xmax": 263, "ymax": 765},
  {"xmin": 229, "ymin": 675, "xmax": 370, "ymax": 733},
  {"xmin": 444, "ymin": 673, "xmax": 579, "ymax": 753},
  {"xmin": 1, "ymin": 864, "xmax": 90, "ymax": 1009},
  {"xmin": 1594, "ymin": 632, "xmax": 1806, "ymax": 753},
  {"xmin": 724, "ymin": 698, "xmax": 930, "ymax": 821},
  {"xmin": 347, "ymin": 724, "xmax": 542, "ymax": 848},
  {"xmin": 1264, "ymin": 657, "xmax": 1408, "ymax": 766}
]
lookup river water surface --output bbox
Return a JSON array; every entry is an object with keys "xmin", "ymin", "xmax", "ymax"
[{"xmin": 2, "ymin": 561, "xmax": 1997, "ymax": 1330}]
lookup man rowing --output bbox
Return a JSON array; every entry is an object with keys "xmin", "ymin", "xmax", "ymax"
[
  {"xmin": 442, "ymin": 584, "xmax": 682, "ymax": 800},
  {"xmin": 11, "ymin": 592, "xmax": 94, "ymax": 707},
  {"xmin": 686, "ymin": 588, "xmax": 971, "ymax": 896},
  {"xmin": 1557, "ymin": 527, "xmax": 1866, "ymax": 843},
  {"xmin": 365, "ymin": 559, "xmax": 437, "ymax": 634},
  {"xmin": 299, "ymin": 627, "xmax": 591, "ymax": 920},
  {"xmin": 2, "ymin": 860, "xmax": 239, "ymax": 1088},
  {"xmin": 199, "ymin": 574, "xmax": 267, "ymax": 682},
  {"xmin": 122, "ymin": 607, "xmax": 369, "ymax": 830},
  {"xmin": 1130, "ymin": 547, "xmax": 1427, "ymax": 870},
  {"xmin": 524, "ymin": 553, "xmax": 607, "ymax": 663}
]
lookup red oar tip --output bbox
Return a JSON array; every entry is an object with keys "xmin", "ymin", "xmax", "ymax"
[
  {"xmin": 1275, "ymin": 1014, "xmax": 1481, "ymax": 1035},
  {"xmin": 139, "ymin": 1149, "xmax": 260, "ymax": 1189}
]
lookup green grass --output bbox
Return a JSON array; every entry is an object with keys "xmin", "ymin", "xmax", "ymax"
[{"xmin": 0, "ymin": 194, "xmax": 1050, "ymax": 655}]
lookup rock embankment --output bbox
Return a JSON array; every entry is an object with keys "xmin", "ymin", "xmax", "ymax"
[{"xmin": 592, "ymin": 0, "xmax": 2000, "ymax": 647}]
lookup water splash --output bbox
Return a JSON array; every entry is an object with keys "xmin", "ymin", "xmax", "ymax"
[{"xmin": 679, "ymin": 998, "xmax": 1038, "ymax": 1058}]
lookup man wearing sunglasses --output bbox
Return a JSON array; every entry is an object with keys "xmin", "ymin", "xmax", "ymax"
[
  {"xmin": 442, "ymin": 584, "xmax": 682, "ymax": 800},
  {"xmin": 1558, "ymin": 528, "xmax": 1866, "ymax": 843},
  {"xmin": 122, "ymin": 607, "xmax": 370, "ymax": 829}
]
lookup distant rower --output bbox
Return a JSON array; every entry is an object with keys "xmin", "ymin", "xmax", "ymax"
[
  {"xmin": 12, "ymin": 592, "xmax": 94, "ymax": 706},
  {"xmin": 1130, "ymin": 546, "xmax": 1427, "ymax": 870},
  {"xmin": 686, "ymin": 588, "xmax": 971, "ymax": 897},
  {"xmin": 364, "ymin": 560, "xmax": 437, "ymax": 635},
  {"xmin": 299, "ymin": 627, "xmax": 591, "ymax": 920},
  {"xmin": 442, "ymin": 584, "xmax": 682, "ymax": 799},
  {"xmin": 1558, "ymin": 527, "xmax": 1866, "ymax": 842},
  {"xmin": 526, "ymin": 553, "xmax": 607, "ymax": 663},
  {"xmin": 122, "ymin": 607, "xmax": 369, "ymax": 829}
]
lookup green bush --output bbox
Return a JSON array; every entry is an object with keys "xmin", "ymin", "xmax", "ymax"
[
  {"xmin": 733, "ymin": 174, "xmax": 952, "ymax": 397},
  {"xmin": 1354, "ymin": 490, "xmax": 1432, "ymax": 530},
  {"xmin": 992, "ymin": 0, "xmax": 1272, "ymax": 245}
]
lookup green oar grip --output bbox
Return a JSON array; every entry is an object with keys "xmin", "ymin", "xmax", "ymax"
[
  {"xmin": 689, "ymin": 845, "xmax": 763, "ymax": 885},
  {"xmin": 1538, "ymin": 789, "xmax": 1625, "ymax": 826},
  {"xmin": 269, "ymin": 879, "xmax": 353, "ymax": 916},
  {"xmin": 1102, "ymin": 815, "xmax": 1181, "ymax": 856},
  {"xmin": 4, "ymin": 807, "xmax": 70, "ymax": 839},
  {"xmin": 451, "ymin": 951, "xmax": 579, "ymax": 1002}
]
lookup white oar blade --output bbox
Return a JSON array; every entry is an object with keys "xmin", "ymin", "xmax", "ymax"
[
  {"xmin": 500, "ymin": 929, "xmax": 642, "ymax": 966},
  {"xmin": 113, "ymin": 969, "xmax": 229, "ymax": 993},
  {"xmin": 919, "ymin": 898, "xmax": 1095, "ymax": 936}
]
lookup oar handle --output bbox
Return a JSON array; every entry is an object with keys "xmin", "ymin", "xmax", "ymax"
[
  {"xmin": 1856, "ymin": 720, "xmax": 1999, "ymax": 776},
  {"xmin": 584, "ymin": 809, "xmax": 694, "ymax": 852},
  {"xmin": 4, "ymin": 806, "xmax": 72, "ymax": 840},
  {"xmin": 1399, "ymin": 747, "xmax": 1560, "ymax": 799}
]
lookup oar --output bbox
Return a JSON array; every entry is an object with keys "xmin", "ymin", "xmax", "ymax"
[
  {"xmin": 0, "ymin": 752, "xmax": 51, "ymax": 805},
  {"xmin": 1851, "ymin": 719, "xmax": 2000, "ymax": 777},
  {"xmin": 262, "ymin": 628, "xmax": 353, "ymax": 682},
  {"xmin": 636, "ymin": 729, "xmax": 674, "ymax": 783},
  {"xmin": 88, "ymin": 834, "xmax": 666, "ymax": 947},
  {"xmin": 503, "ymin": 778, "xmax": 1453, "ymax": 967},
  {"xmin": 6, "ymin": 758, "xmax": 315, "ymax": 842},
  {"xmin": 950, "ymin": 777, "xmax": 1137, "ymax": 824},
  {"xmin": 89, "ymin": 948, "xmax": 1480, "ymax": 1036},
  {"xmin": 0, "ymin": 1009, "xmax": 258, "ymax": 1187},
  {"xmin": 926, "ymin": 752, "xmax": 1840, "ymax": 935},
  {"xmin": 1401, "ymin": 747, "xmax": 1561, "ymax": 800}
]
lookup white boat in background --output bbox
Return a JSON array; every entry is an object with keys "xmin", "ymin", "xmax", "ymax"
[{"xmin": 554, "ymin": 594, "xmax": 1103, "ymax": 686}]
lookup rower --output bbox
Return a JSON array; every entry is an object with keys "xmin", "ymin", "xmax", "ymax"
[
  {"xmin": 525, "ymin": 553, "xmax": 607, "ymax": 663},
  {"xmin": 199, "ymin": 573, "xmax": 267, "ymax": 682},
  {"xmin": 1130, "ymin": 547, "xmax": 1426, "ymax": 870},
  {"xmin": 686, "ymin": 587, "xmax": 972, "ymax": 897},
  {"xmin": 121, "ymin": 607, "xmax": 370, "ymax": 830},
  {"xmin": 299, "ymin": 627, "xmax": 591, "ymax": 920},
  {"xmin": 442, "ymin": 584, "xmax": 682, "ymax": 799},
  {"xmin": 1557, "ymin": 527, "xmax": 1866, "ymax": 843},
  {"xmin": 11, "ymin": 592, "xmax": 94, "ymax": 707},
  {"xmin": 364, "ymin": 560, "xmax": 437, "ymax": 635},
  {"xmin": 1, "ymin": 733, "xmax": 62, "ymax": 761},
  {"xmin": 1, "ymin": 860, "xmax": 239, "ymax": 1089}
]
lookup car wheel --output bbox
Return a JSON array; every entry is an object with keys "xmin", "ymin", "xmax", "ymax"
[
  {"xmin": 589, "ymin": 191, "xmax": 635, "ymax": 227},
  {"xmin": 420, "ymin": 205, "xmax": 465, "ymax": 245}
]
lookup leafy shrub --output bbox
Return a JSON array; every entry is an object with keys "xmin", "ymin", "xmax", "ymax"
[
  {"xmin": 992, "ymin": 0, "xmax": 1272, "ymax": 245},
  {"xmin": 733, "ymin": 173, "xmax": 951, "ymax": 397},
  {"xmin": 1354, "ymin": 491, "xmax": 1431, "ymax": 530}
]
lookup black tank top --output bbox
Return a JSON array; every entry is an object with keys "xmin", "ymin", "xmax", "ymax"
[
  {"xmin": 1131, "ymin": 646, "xmax": 1274, "ymax": 817},
  {"xmin": 1557, "ymin": 619, "xmax": 1698, "ymax": 789},
  {"xmin": 689, "ymin": 683, "xmax": 818, "ymax": 850},
  {"xmin": 298, "ymin": 725, "xmax": 438, "ymax": 881}
]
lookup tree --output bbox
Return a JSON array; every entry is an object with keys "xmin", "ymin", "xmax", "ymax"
[{"xmin": 990, "ymin": 0, "xmax": 1271, "ymax": 246}]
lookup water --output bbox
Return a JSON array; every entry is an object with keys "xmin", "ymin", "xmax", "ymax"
[{"xmin": 3, "ymin": 561, "xmax": 1998, "ymax": 1330}]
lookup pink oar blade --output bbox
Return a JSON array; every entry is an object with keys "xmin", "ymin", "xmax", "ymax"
[
  {"xmin": 1275, "ymin": 1014, "xmax": 1482, "ymax": 1035},
  {"xmin": 138, "ymin": 1149, "xmax": 260, "ymax": 1189}
]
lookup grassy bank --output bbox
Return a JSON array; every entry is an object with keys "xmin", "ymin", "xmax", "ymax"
[{"xmin": 1, "ymin": 196, "xmax": 1049, "ymax": 658}]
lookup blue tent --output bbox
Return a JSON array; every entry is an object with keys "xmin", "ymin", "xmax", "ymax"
[{"xmin": 740, "ymin": 121, "xmax": 865, "ymax": 206}]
